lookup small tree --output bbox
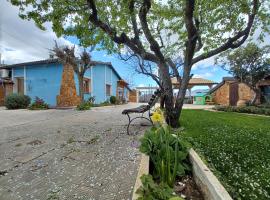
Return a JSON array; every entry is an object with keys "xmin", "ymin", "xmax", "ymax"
[
  {"xmin": 53, "ymin": 44, "xmax": 95, "ymax": 101},
  {"xmin": 217, "ymin": 43, "xmax": 270, "ymax": 104},
  {"xmin": 11, "ymin": 0, "xmax": 270, "ymax": 127}
]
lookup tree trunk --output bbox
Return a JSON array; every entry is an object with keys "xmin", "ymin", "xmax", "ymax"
[
  {"xmin": 78, "ymin": 76, "xmax": 84, "ymax": 102},
  {"xmin": 160, "ymin": 95, "xmax": 165, "ymax": 109},
  {"xmin": 158, "ymin": 63, "xmax": 181, "ymax": 128}
]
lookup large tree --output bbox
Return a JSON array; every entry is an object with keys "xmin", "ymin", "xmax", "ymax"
[
  {"xmin": 11, "ymin": 0, "xmax": 270, "ymax": 127},
  {"xmin": 216, "ymin": 43, "xmax": 270, "ymax": 105}
]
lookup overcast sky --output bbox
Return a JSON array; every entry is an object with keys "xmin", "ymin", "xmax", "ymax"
[{"xmin": 2, "ymin": 1, "xmax": 264, "ymax": 88}]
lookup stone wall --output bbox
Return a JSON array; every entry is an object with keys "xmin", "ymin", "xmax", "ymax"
[
  {"xmin": 238, "ymin": 83, "xmax": 256, "ymax": 102},
  {"xmin": 212, "ymin": 82, "xmax": 230, "ymax": 106},
  {"xmin": 212, "ymin": 81, "xmax": 261, "ymax": 106},
  {"xmin": 57, "ymin": 63, "xmax": 81, "ymax": 107}
]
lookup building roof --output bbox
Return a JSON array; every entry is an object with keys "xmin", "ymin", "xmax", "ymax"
[
  {"xmin": 171, "ymin": 77, "xmax": 218, "ymax": 86},
  {"xmin": 194, "ymin": 93, "xmax": 209, "ymax": 97},
  {"xmin": 1, "ymin": 58, "xmax": 60, "ymax": 69},
  {"xmin": 209, "ymin": 77, "xmax": 237, "ymax": 94},
  {"xmin": 2, "ymin": 58, "xmax": 132, "ymax": 91}
]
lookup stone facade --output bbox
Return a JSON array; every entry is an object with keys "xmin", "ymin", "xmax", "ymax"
[
  {"xmin": 57, "ymin": 63, "xmax": 81, "ymax": 107},
  {"xmin": 238, "ymin": 83, "xmax": 256, "ymax": 103},
  {"xmin": 212, "ymin": 82, "xmax": 230, "ymax": 106},
  {"xmin": 211, "ymin": 80, "xmax": 260, "ymax": 106}
]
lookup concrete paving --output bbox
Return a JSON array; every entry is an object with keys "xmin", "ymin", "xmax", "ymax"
[
  {"xmin": 0, "ymin": 104, "xmax": 146, "ymax": 200},
  {"xmin": 0, "ymin": 103, "xmax": 213, "ymax": 200}
]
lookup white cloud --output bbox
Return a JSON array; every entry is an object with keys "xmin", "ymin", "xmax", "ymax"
[
  {"xmin": 193, "ymin": 72, "xmax": 214, "ymax": 79},
  {"xmin": 0, "ymin": 1, "xmax": 75, "ymax": 64}
]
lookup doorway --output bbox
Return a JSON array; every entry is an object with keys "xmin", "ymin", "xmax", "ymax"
[{"xmin": 17, "ymin": 78, "xmax": 24, "ymax": 95}]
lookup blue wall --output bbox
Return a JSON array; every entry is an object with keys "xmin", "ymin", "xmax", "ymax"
[
  {"xmin": 92, "ymin": 64, "xmax": 106, "ymax": 103},
  {"xmin": 13, "ymin": 68, "xmax": 24, "ymax": 77},
  {"xmin": 26, "ymin": 63, "xmax": 62, "ymax": 106},
  {"xmin": 11, "ymin": 62, "xmax": 127, "ymax": 106}
]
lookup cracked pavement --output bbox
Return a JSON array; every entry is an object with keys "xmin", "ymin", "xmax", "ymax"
[{"xmin": 0, "ymin": 104, "xmax": 147, "ymax": 200}]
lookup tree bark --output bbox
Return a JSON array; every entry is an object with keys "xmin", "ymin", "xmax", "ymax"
[
  {"xmin": 78, "ymin": 76, "xmax": 84, "ymax": 102},
  {"xmin": 158, "ymin": 63, "xmax": 181, "ymax": 127},
  {"xmin": 160, "ymin": 96, "xmax": 165, "ymax": 109}
]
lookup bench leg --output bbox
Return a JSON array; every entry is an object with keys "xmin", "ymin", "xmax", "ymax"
[{"xmin": 126, "ymin": 113, "xmax": 152, "ymax": 135}]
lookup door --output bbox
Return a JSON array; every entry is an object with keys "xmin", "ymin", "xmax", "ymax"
[
  {"xmin": 17, "ymin": 78, "xmax": 24, "ymax": 95},
  {"xmin": 229, "ymin": 82, "xmax": 238, "ymax": 106}
]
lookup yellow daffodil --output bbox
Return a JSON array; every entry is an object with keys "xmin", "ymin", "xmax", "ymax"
[{"xmin": 151, "ymin": 111, "xmax": 164, "ymax": 123}]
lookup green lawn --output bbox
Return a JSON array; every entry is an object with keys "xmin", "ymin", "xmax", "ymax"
[{"xmin": 180, "ymin": 110, "xmax": 270, "ymax": 200}]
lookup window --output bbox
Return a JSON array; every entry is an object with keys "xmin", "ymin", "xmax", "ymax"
[
  {"xmin": 106, "ymin": 84, "xmax": 111, "ymax": 96},
  {"xmin": 83, "ymin": 78, "xmax": 91, "ymax": 94}
]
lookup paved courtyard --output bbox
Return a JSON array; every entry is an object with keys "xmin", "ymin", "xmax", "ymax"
[{"xmin": 0, "ymin": 104, "xmax": 145, "ymax": 200}]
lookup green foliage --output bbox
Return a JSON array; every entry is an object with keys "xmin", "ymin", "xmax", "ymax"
[
  {"xmin": 136, "ymin": 174, "xmax": 183, "ymax": 200},
  {"xmin": 92, "ymin": 100, "xmax": 111, "ymax": 107},
  {"xmin": 4, "ymin": 94, "xmax": 31, "ymax": 109},
  {"xmin": 9, "ymin": 0, "xmax": 270, "ymax": 56},
  {"xmin": 217, "ymin": 43, "xmax": 270, "ymax": 88},
  {"xmin": 76, "ymin": 101, "xmax": 92, "ymax": 111},
  {"xmin": 140, "ymin": 126, "xmax": 189, "ymax": 187},
  {"xmin": 181, "ymin": 110, "xmax": 270, "ymax": 199},
  {"xmin": 109, "ymin": 96, "xmax": 117, "ymax": 104},
  {"xmin": 214, "ymin": 105, "xmax": 270, "ymax": 116},
  {"xmin": 28, "ymin": 96, "xmax": 49, "ymax": 110}
]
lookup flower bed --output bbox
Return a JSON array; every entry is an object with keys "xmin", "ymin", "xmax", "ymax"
[
  {"xmin": 181, "ymin": 110, "xmax": 270, "ymax": 199},
  {"xmin": 135, "ymin": 108, "xmax": 203, "ymax": 200}
]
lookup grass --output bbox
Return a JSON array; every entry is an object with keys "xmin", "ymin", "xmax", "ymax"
[{"xmin": 180, "ymin": 110, "xmax": 270, "ymax": 200}]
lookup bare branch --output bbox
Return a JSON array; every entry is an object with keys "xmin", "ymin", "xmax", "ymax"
[{"xmin": 191, "ymin": 0, "xmax": 259, "ymax": 65}]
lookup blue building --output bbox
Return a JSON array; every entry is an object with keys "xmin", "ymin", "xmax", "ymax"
[{"xmin": 4, "ymin": 58, "xmax": 131, "ymax": 107}]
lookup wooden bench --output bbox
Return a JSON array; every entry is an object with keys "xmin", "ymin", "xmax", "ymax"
[{"xmin": 122, "ymin": 89, "xmax": 161, "ymax": 134}]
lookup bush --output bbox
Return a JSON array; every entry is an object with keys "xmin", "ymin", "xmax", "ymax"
[
  {"xmin": 76, "ymin": 101, "xmax": 92, "ymax": 110},
  {"xmin": 28, "ymin": 97, "xmax": 49, "ymax": 110},
  {"xmin": 109, "ymin": 96, "xmax": 117, "ymax": 104},
  {"xmin": 214, "ymin": 105, "xmax": 270, "ymax": 116},
  {"xmin": 4, "ymin": 94, "xmax": 31, "ymax": 109}
]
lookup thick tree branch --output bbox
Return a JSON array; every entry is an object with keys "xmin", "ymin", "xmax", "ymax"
[
  {"xmin": 191, "ymin": 0, "xmax": 259, "ymax": 65},
  {"xmin": 86, "ymin": 0, "xmax": 158, "ymax": 63},
  {"xmin": 139, "ymin": 0, "xmax": 166, "ymax": 63}
]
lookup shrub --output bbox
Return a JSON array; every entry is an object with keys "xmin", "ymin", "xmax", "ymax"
[
  {"xmin": 109, "ymin": 96, "xmax": 117, "ymax": 104},
  {"xmin": 214, "ymin": 105, "xmax": 270, "ymax": 116},
  {"xmin": 28, "ymin": 97, "xmax": 49, "ymax": 110},
  {"xmin": 4, "ymin": 94, "xmax": 31, "ymax": 109},
  {"xmin": 76, "ymin": 101, "xmax": 92, "ymax": 110}
]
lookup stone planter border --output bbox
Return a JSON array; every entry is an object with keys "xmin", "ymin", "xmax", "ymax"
[
  {"xmin": 189, "ymin": 148, "xmax": 232, "ymax": 200},
  {"xmin": 132, "ymin": 154, "xmax": 149, "ymax": 200},
  {"xmin": 132, "ymin": 149, "xmax": 232, "ymax": 200}
]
